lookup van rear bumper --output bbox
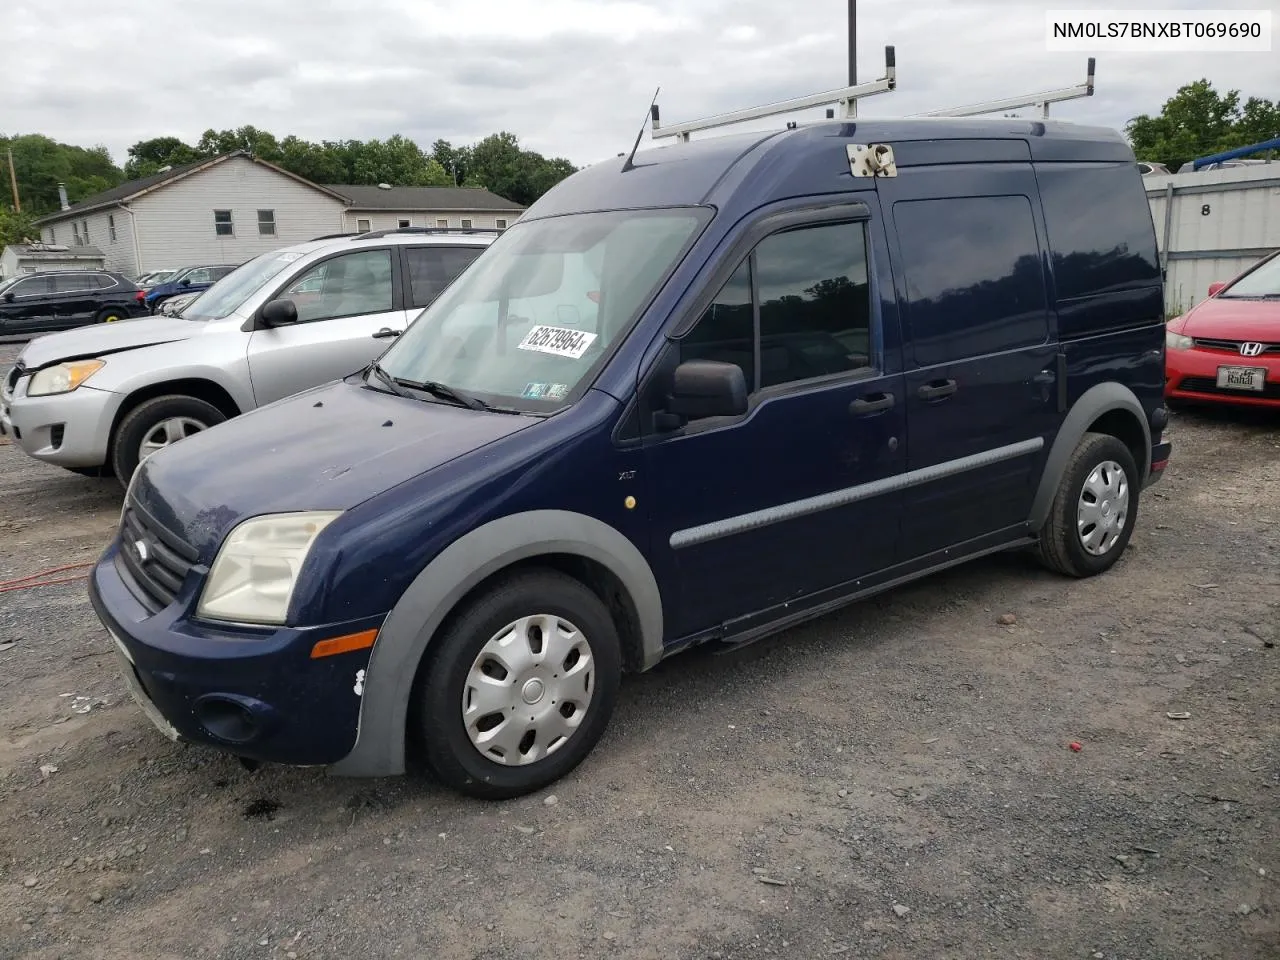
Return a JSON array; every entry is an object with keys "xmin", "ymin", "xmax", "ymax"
[{"xmin": 1145, "ymin": 440, "xmax": 1172, "ymax": 488}]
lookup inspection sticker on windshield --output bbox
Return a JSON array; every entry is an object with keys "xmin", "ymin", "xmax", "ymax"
[{"xmin": 518, "ymin": 325, "xmax": 597, "ymax": 360}]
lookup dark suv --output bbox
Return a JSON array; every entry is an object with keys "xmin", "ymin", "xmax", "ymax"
[
  {"xmin": 0, "ymin": 270, "xmax": 145, "ymax": 336},
  {"xmin": 90, "ymin": 118, "xmax": 1172, "ymax": 799}
]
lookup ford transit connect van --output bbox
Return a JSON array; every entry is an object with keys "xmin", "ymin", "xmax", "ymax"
[{"xmin": 89, "ymin": 119, "xmax": 1171, "ymax": 799}]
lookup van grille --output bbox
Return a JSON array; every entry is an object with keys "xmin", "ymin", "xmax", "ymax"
[{"xmin": 115, "ymin": 501, "xmax": 199, "ymax": 613}]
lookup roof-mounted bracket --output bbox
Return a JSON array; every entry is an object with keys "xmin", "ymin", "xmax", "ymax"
[{"xmin": 847, "ymin": 143, "xmax": 897, "ymax": 178}]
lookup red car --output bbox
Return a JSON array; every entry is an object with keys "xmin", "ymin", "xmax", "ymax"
[{"xmin": 1165, "ymin": 250, "xmax": 1280, "ymax": 409}]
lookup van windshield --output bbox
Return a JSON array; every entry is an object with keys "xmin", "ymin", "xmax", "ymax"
[
  {"xmin": 376, "ymin": 207, "xmax": 709, "ymax": 410},
  {"xmin": 1219, "ymin": 253, "xmax": 1280, "ymax": 299},
  {"xmin": 182, "ymin": 251, "xmax": 306, "ymax": 321}
]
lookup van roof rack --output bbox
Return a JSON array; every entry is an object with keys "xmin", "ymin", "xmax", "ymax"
[
  {"xmin": 914, "ymin": 58, "xmax": 1096, "ymax": 119},
  {"xmin": 354, "ymin": 227, "xmax": 504, "ymax": 240},
  {"xmin": 650, "ymin": 45, "xmax": 897, "ymax": 143}
]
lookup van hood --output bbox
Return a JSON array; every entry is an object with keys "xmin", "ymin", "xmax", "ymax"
[
  {"xmin": 18, "ymin": 316, "xmax": 201, "ymax": 370},
  {"xmin": 131, "ymin": 377, "xmax": 536, "ymax": 558},
  {"xmin": 1178, "ymin": 296, "xmax": 1280, "ymax": 341}
]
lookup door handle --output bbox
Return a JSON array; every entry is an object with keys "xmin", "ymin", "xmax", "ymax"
[
  {"xmin": 849, "ymin": 392, "xmax": 895, "ymax": 415},
  {"xmin": 917, "ymin": 378, "xmax": 957, "ymax": 401},
  {"xmin": 372, "ymin": 327, "xmax": 402, "ymax": 339}
]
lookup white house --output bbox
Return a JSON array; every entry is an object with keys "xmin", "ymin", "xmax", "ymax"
[
  {"xmin": 0, "ymin": 243, "xmax": 106, "ymax": 279},
  {"xmin": 33, "ymin": 152, "xmax": 526, "ymax": 279}
]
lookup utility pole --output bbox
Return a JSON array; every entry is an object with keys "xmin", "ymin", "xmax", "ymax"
[
  {"xmin": 7, "ymin": 149, "xmax": 20, "ymax": 213},
  {"xmin": 848, "ymin": 0, "xmax": 857, "ymax": 85}
]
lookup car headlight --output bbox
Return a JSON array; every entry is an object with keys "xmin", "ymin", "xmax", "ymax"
[
  {"xmin": 1165, "ymin": 329, "xmax": 1193, "ymax": 351},
  {"xmin": 27, "ymin": 360, "xmax": 105, "ymax": 396},
  {"xmin": 197, "ymin": 511, "xmax": 341, "ymax": 625}
]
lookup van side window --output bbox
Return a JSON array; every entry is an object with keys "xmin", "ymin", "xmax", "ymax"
[
  {"xmin": 892, "ymin": 196, "xmax": 1048, "ymax": 367},
  {"xmin": 678, "ymin": 221, "xmax": 873, "ymax": 392},
  {"xmin": 678, "ymin": 260, "xmax": 755, "ymax": 389},
  {"xmin": 755, "ymin": 223, "xmax": 872, "ymax": 388},
  {"xmin": 1035, "ymin": 162, "xmax": 1162, "ymax": 300}
]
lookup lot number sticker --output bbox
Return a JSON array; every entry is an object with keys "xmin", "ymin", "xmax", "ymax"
[{"xmin": 518, "ymin": 324, "xmax": 597, "ymax": 360}]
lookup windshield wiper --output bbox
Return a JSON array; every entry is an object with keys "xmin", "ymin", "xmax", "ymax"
[{"xmin": 367, "ymin": 362, "xmax": 417, "ymax": 401}]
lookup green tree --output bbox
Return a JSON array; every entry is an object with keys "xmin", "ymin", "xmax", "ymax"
[
  {"xmin": 0, "ymin": 204, "xmax": 39, "ymax": 247},
  {"xmin": 123, "ymin": 136, "xmax": 204, "ymax": 178},
  {"xmin": 1, "ymin": 134, "xmax": 124, "ymax": 215},
  {"xmin": 1127, "ymin": 80, "xmax": 1280, "ymax": 171}
]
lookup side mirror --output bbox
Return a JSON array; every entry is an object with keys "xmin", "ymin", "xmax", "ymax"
[
  {"xmin": 665, "ymin": 359, "xmax": 748, "ymax": 422},
  {"xmin": 2, "ymin": 293, "xmax": 13, "ymax": 303},
  {"xmin": 1207, "ymin": 281, "xmax": 1227, "ymax": 297},
  {"xmin": 260, "ymin": 298, "xmax": 299, "ymax": 327},
  {"xmin": 179, "ymin": 278, "xmax": 191, "ymax": 287}
]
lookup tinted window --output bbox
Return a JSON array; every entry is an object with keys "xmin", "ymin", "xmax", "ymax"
[
  {"xmin": 755, "ymin": 223, "xmax": 872, "ymax": 388},
  {"xmin": 282, "ymin": 250, "xmax": 394, "ymax": 322},
  {"xmin": 211, "ymin": 266, "xmax": 235, "ymax": 280},
  {"xmin": 1036, "ymin": 162, "xmax": 1161, "ymax": 301},
  {"xmin": 404, "ymin": 246, "xmax": 484, "ymax": 308},
  {"xmin": 679, "ymin": 260, "xmax": 755, "ymax": 389},
  {"xmin": 893, "ymin": 196, "xmax": 1049, "ymax": 367},
  {"xmin": 10, "ymin": 276, "xmax": 52, "ymax": 296},
  {"xmin": 52, "ymin": 274, "xmax": 93, "ymax": 293},
  {"xmin": 94, "ymin": 274, "xmax": 116, "ymax": 289}
]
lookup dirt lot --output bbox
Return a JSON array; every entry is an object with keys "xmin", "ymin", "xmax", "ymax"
[{"xmin": 1, "ymin": 339, "xmax": 1277, "ymax": 960}]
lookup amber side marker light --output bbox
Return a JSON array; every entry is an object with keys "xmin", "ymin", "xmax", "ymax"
[{"xmin": 310, "ymin": 629, "xmax": 379, "ymax": 659}]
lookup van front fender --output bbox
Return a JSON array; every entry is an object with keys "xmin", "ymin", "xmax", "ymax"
[{"xmin": 328, "ymin": 510, "xmax": 664, "ymax": 778}]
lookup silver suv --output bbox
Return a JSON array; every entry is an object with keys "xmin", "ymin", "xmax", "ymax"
[{"xmin": 1, "ymin": 230, "xmax": 494, "ymax": 486}]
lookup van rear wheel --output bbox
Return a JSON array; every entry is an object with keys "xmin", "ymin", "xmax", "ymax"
[
  {"xmin": 414, "ymin": 570, "xmax": 622, "ymax": 800},
  {"xmin": 1036, "ymin": 432, "xmax": 1139, "ymax": 578}
]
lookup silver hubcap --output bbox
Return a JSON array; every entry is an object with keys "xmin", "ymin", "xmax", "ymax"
[
  {"xmin": 1077, "ymin": 459, "xmax": 1129, "ymax": 556},
  {"xmin": 462, "ymin": 614, "xmax": 594, "ymax": 766},
  {"xmin": 138, "ymin": 416, "xmax": 206, "ymax": 462}
]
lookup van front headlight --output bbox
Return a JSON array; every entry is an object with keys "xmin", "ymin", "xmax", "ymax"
[{"xmin": 197, "ymin": 511, "xmax": 341, "ymax": 625}]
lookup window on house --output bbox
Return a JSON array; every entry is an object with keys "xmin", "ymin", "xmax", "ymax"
[
  {"xmin": 257, "ymin": 209, "xmax": 276, "ymax": 237},
  {"xmin": 496, "ymin": 219, "xmax": 508, "ymax": 230},
  {"xmin": 82, "ymin": 220, "xmax": 90, "ymax": 244},
  {"xmin": 356, "ymin": 218, "xmax": 371, "ymax": 233},
  {"xmin": 108, "ymin": 215, "xmax": 117, "ymax": 242},
  {"xmin": 398, "ymin": 219, "xmax": 411, "ymax": 229},
  {"xmin": 461, "ymin": 218, "xmax": 473, "ymax": 229},
  {"xmin": 48, "ymin": 228, "xmax": 55, "ymax": 244},
  {"xmin": 214, "ymin": 210, "xmax": 234, "ymax": 236},
  {"xmin": 72, "ymin": 223, "xmax": 81, "ymax": 245},
  {"xmin": 678, "ymin": 220, "xmax": 874, "ymax": 393},
  {"xmin": 436, "ymin": 218, "xmax": 449, "ymax": 228}
]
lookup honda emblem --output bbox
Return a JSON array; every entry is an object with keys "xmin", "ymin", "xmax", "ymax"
[{"xmin": 1240, "ymin": 342, "xmax": 1264, "ymax": 358}]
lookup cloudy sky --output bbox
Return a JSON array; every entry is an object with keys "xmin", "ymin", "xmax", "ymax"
[{"xmin": 7, "ymin": 0, "xmax": 1278, "ymax": 170}]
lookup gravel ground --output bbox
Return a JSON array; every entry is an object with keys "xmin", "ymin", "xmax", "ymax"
[{"xmin": 1, "ymin": 339, "xmax": 1277, "ymax": 960}]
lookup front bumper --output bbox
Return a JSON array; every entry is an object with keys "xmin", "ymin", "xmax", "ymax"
[
  {"xmin": 88, "ymin": 541, "xmax": 384, "ymax": 767},
  {"xmin": 1166, "ymin": 348, "xmax": 1280, "ymax": 409},
  {"xmin": 2, "ymin": 380, "xmax": 120, "ymax": 468}
]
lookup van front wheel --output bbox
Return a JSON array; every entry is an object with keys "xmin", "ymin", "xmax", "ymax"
[
  {"xmin": 414, "ymin": 570, "xmax": 622, "ymax": 800},
  {"xmin": 1036, "ymin": 431, "xmax": 1139, "ymax": 578}
]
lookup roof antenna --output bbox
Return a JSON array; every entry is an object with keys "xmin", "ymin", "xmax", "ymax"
[{"xmin": 621, "ymin": 86, "xmax": 661, "ymax": 172}]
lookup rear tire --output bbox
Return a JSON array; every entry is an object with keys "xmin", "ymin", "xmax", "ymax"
[
  {"xmin": 110, "ymin": 395, "xmax": 226, "ymax": 489},
  {"xmin": 414, "ymin": 570, "xmax": 622, "ymax": 800},
  {"xmin": 1036, "ymin": 432, "xmax": 1139, "ymax": 578},
  {"xmin": 95, "ymin": 308, "xmax": 125, "ymax": 324}
]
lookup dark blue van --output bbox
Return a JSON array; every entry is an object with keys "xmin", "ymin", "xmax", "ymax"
[{"xmin": 89, "ymin": 118, "xmax": 1171, "ymax": 799}]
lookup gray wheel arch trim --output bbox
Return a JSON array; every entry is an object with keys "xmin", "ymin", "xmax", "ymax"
[
  {"xmin": 328, "ymin": 509, "xmax": 664, "ymax": 777},
  {"xmin": 1029, "ymin": 382, "xmax": 1151, "ymax": 531}
]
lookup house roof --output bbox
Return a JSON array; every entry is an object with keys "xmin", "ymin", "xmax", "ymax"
[
  {"xmin": 34, "ymin": 152, "xmax": 350, "ymax": 225},
  {"xmin": 6, "ymin": 243, "xmax": 105, "ymax": 260},
  {"xmin": 325, "ymin": 184, "xmax": 525, "ymax": 212}
]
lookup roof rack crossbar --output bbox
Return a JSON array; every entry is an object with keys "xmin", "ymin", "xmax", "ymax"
[
  {"xmin": 353, "ymin": 227, "xmax": 504, "ymax": 240},
  {"xmin": 914, "ymin": 58, "xmax": 1095, "ymax": 119},
  {"xmin": 650, "ymin": 45, "xmax": 897, "ymax": 142}
]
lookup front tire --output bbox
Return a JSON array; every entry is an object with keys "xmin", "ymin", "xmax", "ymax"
[
  {"xmin": 414, "ymin": 570, "xmax": 622, "ymax": 800},
  {"xmin": 110, "ymin": 395, "xmax": 226, "ymax": 488},
  {"xmin": 1036, "ymin": 432, "xmax": 1140, "ymax": 578}
]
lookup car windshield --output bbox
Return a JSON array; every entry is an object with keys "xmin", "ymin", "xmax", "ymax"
[
  {"xmin": 181, "ymin": 250, "xmax": 308, "ymax": 321},
  {"xmin": 1219, "ymin": 254, "xmax": 1280, "ymax": 299},
  {"xmin": 376, "ymin": 207, "xmax": 709, "ymax": 410},
  {"xmin": 145, "ymin": 270, "xmax": 175, "ymax": 285}
]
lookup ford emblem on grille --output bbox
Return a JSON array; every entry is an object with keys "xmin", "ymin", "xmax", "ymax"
[
  {"xmin": 1240, "ymin": 342, "xmax": 1264, "ymax": 357},
  {"xmin": 133, "ymin": 539, "xmax": 150, "ymax": 564}
]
